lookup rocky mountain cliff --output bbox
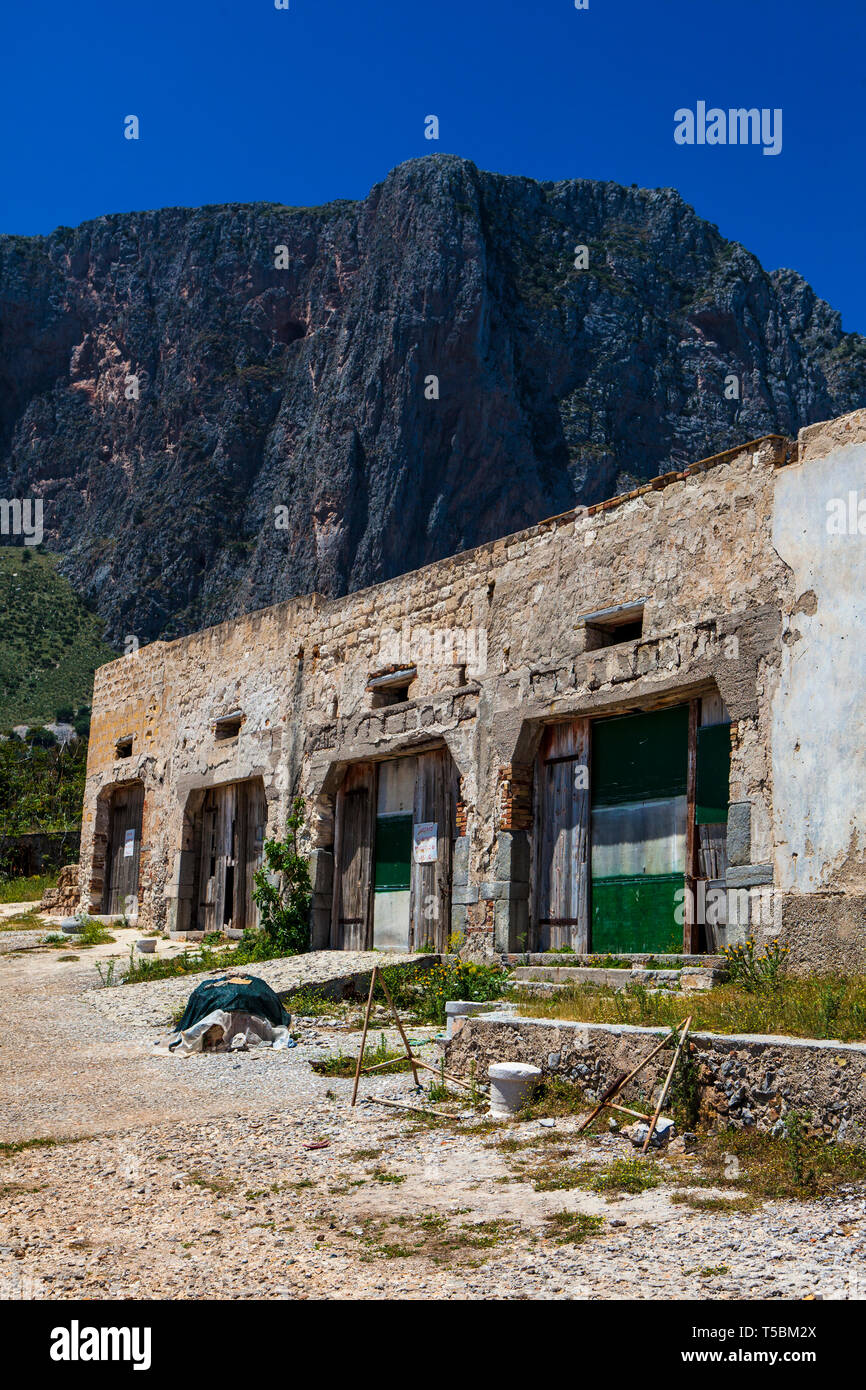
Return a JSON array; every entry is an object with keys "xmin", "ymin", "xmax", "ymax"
[{"xmin": 2, "ymin": 154, "xmax": 865, "ymax": 646}]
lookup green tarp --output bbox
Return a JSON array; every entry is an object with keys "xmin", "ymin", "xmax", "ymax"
[{"xmin": 174, "ymin": 974, "xmax": 289, "ymax": 1033}]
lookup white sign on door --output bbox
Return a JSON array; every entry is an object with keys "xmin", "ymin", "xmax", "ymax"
[
  {"xmin": 413, "ymin": 822, "xmax": 438, "ymax": 863},
  {"xmin": 123, "ymin": 829, "xmax": 136, "ymax": 859}
]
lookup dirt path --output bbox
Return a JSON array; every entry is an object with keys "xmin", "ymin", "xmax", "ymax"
[{"xmin": 1, "ymin": 943, "xmax": 865, "ymax": 1300}]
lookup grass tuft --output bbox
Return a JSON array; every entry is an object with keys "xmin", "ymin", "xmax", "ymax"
[
  {"xmin": 543, "ymin": 1210, "xmax": 605, "ymax": 1245},
  {"xmin": 311, "ymin": 1032, "xmax": 413, "ymax": 1078}
]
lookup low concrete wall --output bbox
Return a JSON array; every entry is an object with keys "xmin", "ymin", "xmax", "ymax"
[{"xmin": 445, "ymin": 1013, "xmax": 866, "ymax": 1143}]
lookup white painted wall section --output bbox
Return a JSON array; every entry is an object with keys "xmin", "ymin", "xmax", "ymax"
[{"xmin": 772, "ymin": 441, "xmax": 866, "ymax": 893}]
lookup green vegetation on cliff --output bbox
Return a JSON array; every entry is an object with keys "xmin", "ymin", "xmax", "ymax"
[
  {"xmin": 0, "ymin": 548, "xmax": 117, "ymax": 727},
  {"xmin": 0, "ymin": 735, "xmax": 88, "ymax": 837}
]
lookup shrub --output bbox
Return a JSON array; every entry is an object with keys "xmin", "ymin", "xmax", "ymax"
[
  {"xmin": 26, "ymin": 726, "xmax": 57, "ymax": 749},
  {"xmin": 722, "ymin": 937, "xmax": 789, "ymax": 991},
  {"xmin": 75, "ymin": 913, "xmax": 115, "ymax": 946},
  {"xmin": 379, "ymin": 960, "xmax": 510, "ymax": 1025},
  {"xmin": 251, "ymin": 797, "xmax": 312, "ymax": 955}
]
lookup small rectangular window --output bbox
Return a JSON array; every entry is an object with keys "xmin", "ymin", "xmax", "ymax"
[
  {"xmin": 366, "ymin": 667, "xmax": 417, "ymax": 708},
  {"xmin": 581, "ymin": 601, "xmax": 646, "ymax": 651},
  {"xmin": 115, "ymin": 736, "xmax": 133, "ymax": 759},
  {"xmin": 214, "ymin": 711, "xmax": 243, "ymax": 741}
]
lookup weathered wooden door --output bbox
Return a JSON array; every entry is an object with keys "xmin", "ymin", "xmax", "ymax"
[
  {"xmin": 196, "ymin": 780, "xmax": 267, "ymax": 933},
  {"xmin": 238, "ymin": 780, "xmax": 267, "ymax": 934},
  {"xmin": 534, "ymin": 720, "xmax": 590, "ymax": 951},
  {"xmin": 106, "ymin": 784, "xmax": 144, "ymax": 915},
  {"xmin": 331, "ymin": 763, "xmax": 377, "ymax": 950},
  {"xmin": 409, "ymin": 748, "xmax": 458, "ymax": 952},
  {"xmin": 197, "ymin": 799, "xmax": 219, "ymax": 934}
]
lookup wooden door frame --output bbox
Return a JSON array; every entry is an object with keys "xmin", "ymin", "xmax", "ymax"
[
  {"xmin": 330, "ymin": 762, "xmax": 378, "ymax": 950},
  {"xmin": 330, "ymin": 746, "xmax": 459, "ymax": 953},
  {"xmin": 103, "ymin": 781, "xmax": 145, "ymax": 916},
  {"xmin": 531, "ymin": 696, "xmax": 706, "ymax": 956},
  {"xmin": 531, "ymin": 719, "xmax": 591, "ymax": 953}
]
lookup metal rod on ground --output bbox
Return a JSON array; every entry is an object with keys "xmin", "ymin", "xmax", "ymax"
[
  {"xmin": 642, "ymin": 1015, "xmax": 693, "ymax": 1153},
  {"xmin": 577, "ymin": 1018, "xmax": 688, "ymax": 1133},
  {"xmin": 607, "ymin": 1102, "xmax": 653, "ymax": 1121},
  {"xmin": 351, "ymin": 966, "xmax": 378, "ymax": 1107},
  {"xmin": 405, "ymin": 1055, "xmax": 476, "ymax": 1091},
  {"xmin": 377, "ymin": 970, "xmax": 421, "ymax": 1087},
  {"xmin": 358, "ymin": 1052, "xmax": 472, "ymax": 1090}
]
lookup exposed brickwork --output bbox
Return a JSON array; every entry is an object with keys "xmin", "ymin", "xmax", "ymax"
[{"xmin": 495, "ymin": 764, "xmax": 533, "ymax": 832}]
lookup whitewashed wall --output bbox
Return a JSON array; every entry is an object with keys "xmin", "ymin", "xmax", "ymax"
[{"xmin": 772, "ymin": 439, "xmax": 866, "ymax": 894}]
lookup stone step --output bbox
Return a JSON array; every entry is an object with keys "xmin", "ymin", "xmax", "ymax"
[
  {"xmin": 515, "ymin": 979, "xmax": 683, "ymax": 999},
  {"xmin": 512, "ymin": 964, "xmax": 723, "ymax": 992},
  {"xmin": 502, "ymin": 952, "xmax": 723, "ymax": 968}
]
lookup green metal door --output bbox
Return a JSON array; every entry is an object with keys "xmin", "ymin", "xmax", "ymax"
[{"xmin": 590, "ymin": 705, "xmax": 689, "ymax": 953}]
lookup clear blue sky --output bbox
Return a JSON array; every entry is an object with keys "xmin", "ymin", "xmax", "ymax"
[{"xmin": 3, "ymin": 0, "xmax": 865, "ymax": 330}]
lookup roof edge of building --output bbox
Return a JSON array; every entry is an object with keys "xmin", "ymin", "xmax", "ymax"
[{"xmin": 100, "ymin": 423, "xmax": 829, "ymax": 673}]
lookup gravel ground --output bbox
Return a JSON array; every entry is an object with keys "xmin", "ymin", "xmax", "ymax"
[{"xmin": 2, "ymin": 941, "xmax": 865, "ymax": 1300}]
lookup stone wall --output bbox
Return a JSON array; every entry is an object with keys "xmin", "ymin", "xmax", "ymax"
[
  {"xmin": 446, "ymin": 1013, "xmax": 866, "ymax": 1143},
  {"xmin": 39, "ymin": 863, "xmax": 81, "ymax": 916},
  {"xmin": 79, "ymin": 410, "xmax": 866, "ymax": 965}
]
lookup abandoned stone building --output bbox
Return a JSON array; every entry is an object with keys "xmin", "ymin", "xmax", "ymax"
[{"xmin": 80, "ymin": 408, "xmax": 866, "ymax": 971}]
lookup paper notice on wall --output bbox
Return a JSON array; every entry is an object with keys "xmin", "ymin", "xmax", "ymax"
[
  {"xmin": 413, "ymin": 822, "xmax": 438, "ymax": 863},
  {"xmin": 123, "ymin": 829, "xmax": 136, "ymax": 858}
]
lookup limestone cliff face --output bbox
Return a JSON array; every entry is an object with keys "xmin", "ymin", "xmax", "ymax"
[{"xmin": 1, "ymin": 154, "xmax": 864, "ymax": 645}]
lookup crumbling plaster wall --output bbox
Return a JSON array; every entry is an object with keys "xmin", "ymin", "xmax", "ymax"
[
  {"xmin": 771, "ymin": 412, "xmax": 866, "ymax": 970},
  {"xmin": 82, "ymin": 435, "xmax": 793, "ymax": 944}
]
